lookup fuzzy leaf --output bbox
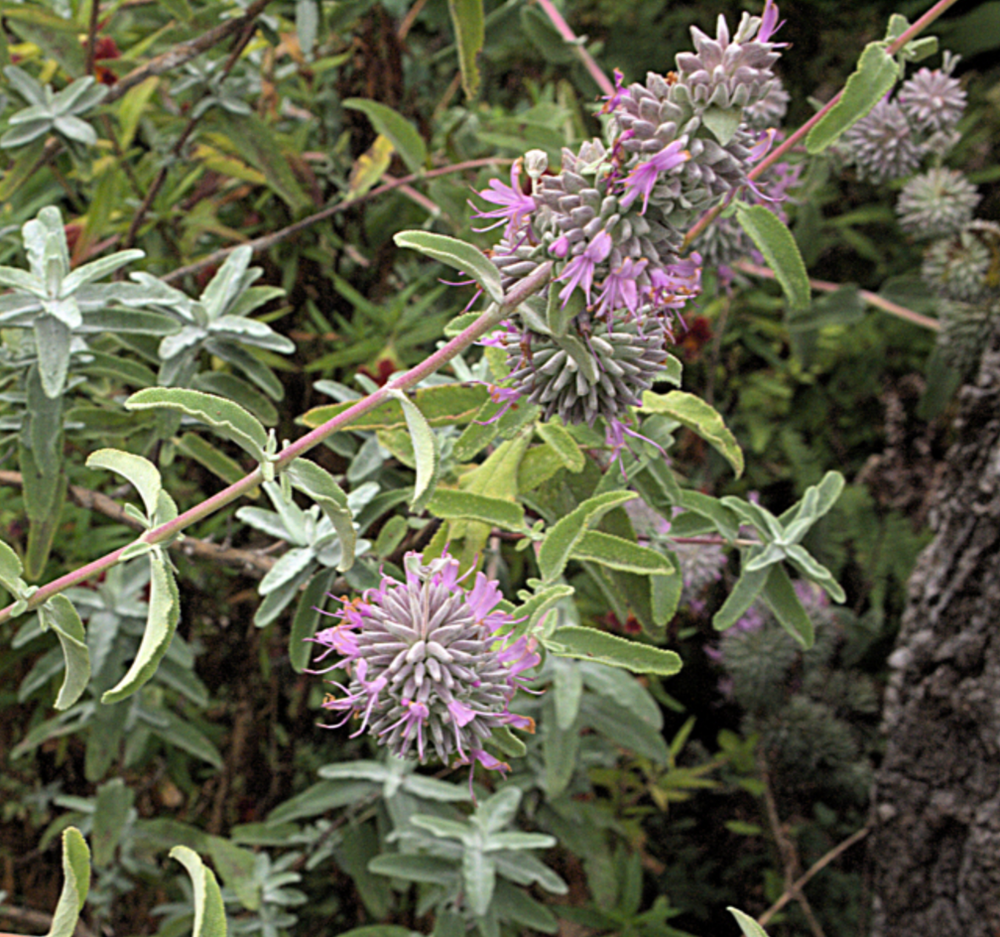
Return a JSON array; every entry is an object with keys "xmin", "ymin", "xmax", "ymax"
[
  {"xmin": 343, "ymin": 99, "xmax": 427, "ymax": 173},
  {"xmin": 125, "ymin": 388, "xmax": 267, "ymax": 461},
  {"xmin": 537, "ymin": 491, "xmax": 636, "ymax": 582},
  {"xmin": 394, "ymin": 231, "xmax": 503, "ymax": 304},
  {"xmin": 170, "ymin": 846, "xmax": 229, "ymax": 937},
  {"xmin": 86, "ymin": 449, "xmax": 162, "ymax": 522},
  {"xmin": 641, "ymin": 391, "xmax": 744, "ymax": 476},
  {"xmin": 426, "ymin": 490, "xmax": 525, "ymax": 531},
  {"xmin": 447, "ymin": 0, "xmax": 485, "ymax": 99},
  {"xmin": 536, "ymin": 420, "xmax": 585, "ymax": 471},
  {"xmin": 728, "ymin": 908, "xmax": 770, "ymax": 937},
  {"xmin": 735, "ymin": 204, "xmax": 810, "ymax": 313},
  {"xmin": 101, "ymin": 552, "xmax": 179, "ymax": 704},
  {"xmin": 289, "ymin": 568, "xmax": 337, "ymax": 673},
  {"xmin": 284, "ymin": 459, "xmax": 357, "ymax": 571},
  {"xmin": 389, "ymin": 389, "xmax": 439, "ymax": 512},
  {"xmin": 713, "ymin": 557, "xmax": 770, "ymax": 631},
  {"xmin": 41, "ymin": 596, "xmax": 91, "ymax": 711},
  {"xmin": 44, "ymin": 828, "xmax": 91, "ymax": 937},
  {"xmin": 761, "ymin": 564, "xmax": 815, "ymax": 648},
  {"xmin": 544, "ymin": 626, "xmax": 682, "ymax": 676},
  {"xmin": 805, "ymin": 41, "xmax": 900, "ymax": 153},
  {"xmin": 570, "ymin": 531, "xmax": 675, "ymax": 575}
]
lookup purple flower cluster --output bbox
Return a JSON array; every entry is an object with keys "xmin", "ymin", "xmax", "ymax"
[
  {"xmin": 311, "ymin": 552, "xmax": 538, "ymax": 774},
  {"xmin": 470, "ymin": 1, "xmax": 789, "ymax": 450}
]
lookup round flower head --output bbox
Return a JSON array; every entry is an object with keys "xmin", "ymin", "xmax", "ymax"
[
  {"xmin": 842, "ymin": 99, "xmax": 923, "ymax": 184},
  {"xmin": 922, "ymin": 221, "xmax": 1000, "ymax": 303},
  {"xmin": 897, "ymin": 61, "xmax": 965, "ymax": 135},
  {"xmin": 312, "ymin": 552, "xmax": 538, "ymax": 770},
  {"xmin": 896, "ymin": 168, "xmax": 980, "ymax": 240},
  {"xmin": 504, "ymin": 314, "xmax": 671, "ymax": 428}
]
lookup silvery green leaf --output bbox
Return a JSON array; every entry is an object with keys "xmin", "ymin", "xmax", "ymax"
[
  {"xmin": 254, "ymin": 567, "xmax": 313, "ymax": 626},
  {"xmin": 259, "ymin": 547, "xmax": 317, "ymax": 596},
  {"xmin": 1, "ymin": 120, "xmax": 52, "ymax": 148},
  {"xmin": 209, "ymin": 316, "xmax": 295, "ymax": 352},
  {"xmin": 743, "ymin": 541, "xmax": 787, "ymax": 572},
  {"xmin": 463, "ymin": 852, "xmax": 496, "ymax": 917},
  {"xmin": 53, "ymin": 115, "xmax": 98, "ymax": 146},
  {"xmin": 86, "ymin": 449, "xmax": 163, "ymax": 521},
  {"xmin": 159, "ymin": 324, "xmax": 208, "ymax": 361},
  {"xmin": 9, "ymin": 103, "xmax": 57, "ymax": 124},
  {"xmin": 23, "ymin": 207, "xmax": 70, "ymax": 284},
  {"xmin": 125, "ymin": 272, "xmax": 194, "ymax": 312},
  {"xmin": 53, "ymin": 76, "xmax": 107, "ymax": 114},
  {"xmin": 235, "ymin": 507, "xmax": 292, "ymax": 541},
  {"xmin": 42, "ymin": 596, "xmax": 91, "ymax": 711},
  {"xmin": 34, "ymin": 314, "xmax": 72, "ymax": 398},
  {"xmin": 228, "ymin": 285, "xmax": 285, "ymax": 318},
  {"xmin": 476, "ymin": 786, "xmax": 522, "ymax": 835},
  {"xmin": 0, "ymin": 539, "xmax": 27, "ymax": 598},
  {"xmin": 4, "ymin": 66, "xmax": 48, "ymax": 106},
  {"xmin": 206, "ymin": 341, "xmax": 283, "ymax": 399},
  {"xmin": 263, "ymin": 481, "xmax": 309, "ymax": 544},
  {"xmin": 283, "ymin": 461, "xmax": 356, "ymax": 570},
  {"xmin": 101, "ymin": 551, "xmax": 180, "ymax": 704},
  {"xmin": 784, "ymin": 544, "xmax": 846, "ymax": 603},
  {"xmin": 0, "ymin": 293, "xmax": 43, "ymax": 322},
  {"xmin": 77, "ymin": 308, "xmax": 180, "ymax": 334},
  {"xmin": 43, "ymin": 827, "xmax": 91, "ymax": 937},
  {"xmin": 61, "ymin": 250, "xmax": 145, "ymax": 294},
  {"xmin": 0, "ymin": 265, "xmax": 44, "ymax": 294},
  {"xmin": 43, "ymin": 296, "xmax": 82, "ymax": 329},
  {"xmin": 201, "ymin": 245, "xmax": 255, "ymax": 319}
]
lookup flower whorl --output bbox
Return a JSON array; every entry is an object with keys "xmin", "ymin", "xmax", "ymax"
[
  {"xmin": 313, "ymin": 552, "xmax": 538, "ymax": 770},
  {"xmin": 470, "ymin": 2, "xmax": 789, "ymax": 447}
]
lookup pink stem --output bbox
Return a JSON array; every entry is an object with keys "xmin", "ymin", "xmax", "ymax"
[
  {"xmin": 0, "ymin": 263, "xmax": 553, "ymax": 623},
  {"xmin": 734, "ymin": 260, "xmax": 940, "ymax": 331},
  {"xmin": 532, "ymin": 0, "xmax": 614, "ymax": 96}
]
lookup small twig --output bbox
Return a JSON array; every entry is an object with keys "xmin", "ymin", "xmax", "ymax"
[
  {"xmin": 0, "ymin": 904, "xmax": 97, "ymax": 937},
  {"xmin": 531, "ymin": 0, "xmax": 614, "ymax": 96},
  {"xmin": 758, "ymin": 825, "xmax": 871, "ymax": 927},
  {"xmin": 733, "ymin": 260, "xmax": 940, "ymax": 332},
  {"xmin": 397, "ymin": 0, "xmax": 428, "ymax": 41},
  {"xmin": 162, "ymin": 156, "xmax": 512, "ymax": 283},
  {"xmin": 123, "ymin": 12, "xmax": 259, "ymax": 249},
  {"xmin": 0, "ymin": 470, "xmax": 275, "ymax": 575},
  {"xmin": 103, "ymin": 0, "xmax": 276, "ymax": 105},
  {"xmin": 757, "ymin": 749, "xmax": 827, "ymax": 937},
  {"xmin": 84, "ymin": 0, "xmax": 101, "ymax": 76}
]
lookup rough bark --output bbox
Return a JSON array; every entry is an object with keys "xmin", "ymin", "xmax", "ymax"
[{"xmin": 871, "ymin": 326, "xmax": 1000, "ymax": 935}]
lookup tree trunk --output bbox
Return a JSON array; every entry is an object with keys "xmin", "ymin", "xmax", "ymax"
[{"xmin": 871, "ymin": 328, "xmax": 1000, "ymax": 935}]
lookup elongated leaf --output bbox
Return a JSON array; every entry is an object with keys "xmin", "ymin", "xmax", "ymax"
[
  {"xmin": 544, "ymin": 626, "xmax": 682, "ymax": 676},
  {"xmin": 537, "ymin": 491, "xmax": 636, "ymax": 582},
  {"xmin": 571, "ymin": 531, "xmax": 675, "ymax": 575},
  {"xmin": 641, "ymin": 391, "xmax": 744, "ymax": 477},
  {"xmin": 92, "ymin": 779, "xmax": 133, "ymax": 868},
  {"xmin": 207, "ymin": 837, "xmax": 259, "ymax": 911},
  {"xmin": 86, "ymin": 449, "xmax": 162, "ymax": 522},
  {"xmin": 35, "ymin": 314, "xmax": 72, "ymax": 398},
  {"xmin": 761, "ymin": 564, "xmax": 815, "ymax": 648},
  {"xmin": 0, "ymin": 540, "xmax": 26, "ymax": 598},
  {"xmin": 447, "ymin": 0, "xmax": 485, "ymax": 99},
  {"xmin": 389, "ymin": 390, "xmax": 439, "ymax": 512},
  {"xmin": 41, "ymin": 596, "xmax": 91, "ymax": 711},
  {"xmin": 713, "ymin": 558, "xmax": 770, "ymax": 631},
  {"xmin": 343, "ymin": 99, "xmax": 427, "ymax": 173},
  {"xmin": 536, "ymin": 421, "xmax": 584, "ymax": 471},
  {"xmin": 289, "ymin": 568, "xmax": 337, "ymax": 673},
  {"xmin": 735, "ymin": 204, "xmax": 810, "ymax": 313},
  {"xmin": 394, "ymin": 231, "xmax": 503, "ymax": 304},
  {"xmin": 510, "ymin": 583, "xmax": 574, "ymax": 638},
  {"xmin": 285, "ymin": 458, "xmax": 356, "ymax": 571},
  {"xmin": 126, "ymin": 388, "xmax": 267, "ymax": 461},
  {"xmin": 175, "ymin": 433, "xmax": 247, "ymax": 487},
  {"xmin": 426, "ymin": 489, "xmax": 525, "ymax": 531},
  {"xmin": 45, "ymin": 827, "xmax": 91, "ymax": 937},
  {"xmin": 102, "ymin": 553, "xmax": 179, "ymax": 704},
  {"xmin": 368, "ymin": 854, "xmax": 457, "ymax": 886},
  {"xmin": 728, "ymin": 908, "xmax": 770, "ymax": 937},
  {"xmin": 301, "ymin": 383, "xmax": 489, "ymax": 431},
  {"xmin": 806, "ymin": 42, "xmax": 899, "ymax": 153},
  {"xmin": 170, "ymin": 846, "xmax": 228, "ymax": 937}
]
